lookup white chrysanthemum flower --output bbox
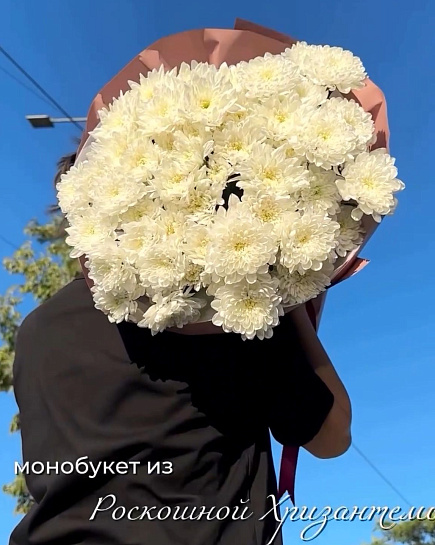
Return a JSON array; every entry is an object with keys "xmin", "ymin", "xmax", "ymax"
[
  {"xmin": 92, "ymin": 285, "xmax": 140, "ymax": 324},
  {"xmin": 184, "ymin": 224, "xmax": 211, "ymax": 266},
  {"xmin": 213, "ymin": 121, "xmax": 266, "ymax": 166},
  {"xmin": 137, "ymin": 240, "xmax": 185, "ymax": 290},
  {"xmin": 177, "ymin": 178, "xmax": 224, "ymax": 224},
  {"xmin": 64, "ymin": 212, "xmax": 118, "ymax": 258},
  {"xmin": 337, "ymin": 149, "xmax": 405, "ymax": 222},
  {"xmin": 148, "ymin": 161, "xmax": 197, "ymax": 203},
  {"xmin": 327, "ymin": 97, "xmax": 376, "ymax": 152},
  {"xmin": 253, "ymin": 94, "xmax": 311, "ymax": 145},
  {"xmin": 206, "ymin": 156, "xmax": 235, "ymax": 187},
  {"xmin": 205, "ymin": 195, "xmax": 278, "ymax": 284},
  {"xmin": 169, "ymin": 126, "xmax": 213, "ymax": 171},
  {"xmin": 293, "ymin": 77, "xmax": 329, "ymax": 108},
  {"xmin": 56, "ymin": 161, "xmax": 94, "ymax": 215},
  {"xmin": 220, "ymin": 101, "xmax": 258, "ymax": 127},
  {"xmin": 182, "ymin": 65, "xmax": 238, "ymax": 126},
  {"xmin": 119, "ymin": 196, "xmax": 161, "ymax": 223},
  {"xmin": 85, "ymin": 241, "xmax": 138, "ymax": 294},
  {"xmin": 283, "ymin": 42, "xmax": 366, "ymax": 94},
  {"xmin": 117, "ymin": 136, "xmax": 161, "ymax": 182},
  {"xmin": 335, "ymin": 205, "xmax": 365, "ymax": 257},
  {"xmin": 137, "ymin": 88, "xmax": 183, "ymax": 136},
  {"xmin": 210, "ymin": 273, "xmax": 284, "ymax": 340},
  {"xmin": 275, "ymin": 261, "xmax": 334, "ymax": 305},
  {"xmin": 152, "ymin": 132, "xmax": 176, "ymax": 154},
  {"xmin": 242, "ymin": 192, "xmax": 298, "ymax": 238},
  {"xmin": 182, "ymin": 261, "xmax": 206, "ymax": 291},
  {"xmin": 280, "ymin": 210, "xmax": 340, "ymax": 273},
  {"xmin": 92, "ymin": 90, "xmax": 139, "ymax": 141},
  {"xmin": 117, "ymin": 217, "xmax": 161, "ymax": 260},
  {"xmin": 86, "ymin": 132, "xmax": 132, "ymax": 165},
  {"xmin": 237, "ymin": 143, "xmax": 309, "ymax": 198},
  {"xmin": 178, "ymin": 60, "xmax": 236, "ymax": 85},
  {"xmin": 237, "ymin": 53, "xmax": 301, "ymax": 99},
  {"xmin": 129, "ymin": 65, "xmax": 178, "ymax": 103},
  {"xmin": 138, "ymin": 289, "xmax": 206, "ymax": 335},
  {"xmin": 273, "ymin": 142, "xmax": 307, "ymax": 162},
  {"xmin": 91, "ymin": 168, "xmax": 149, "ymax": 216},
  {"xmin": 157, "ymin": 209, "xmax": 188, "ymax": 240},
  {"xmin": 296, "ymin": 165, "xmax": 342, "ymax": 215},
  {"xmin": 293, "ymin": 100, "xmax": 359, "ymax": 168}
]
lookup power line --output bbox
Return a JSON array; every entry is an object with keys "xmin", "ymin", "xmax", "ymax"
[
  {"xmin": 351, "ymin": 442, "xmax": 413, "ymax": 508},
  {"xmin": 0, "ymin": 45, "xmax": 83, "ymax": 132},
  {"xmin": 329, "ymin": 396, "xmax": 413, "ymax": 508},
  {"xmin": 0, "ymin": 64, "xmax": 55, "ymax": 109},
  {"xmin": 0, "ymin": 233, "xmax": 20, "ymax": 252}
]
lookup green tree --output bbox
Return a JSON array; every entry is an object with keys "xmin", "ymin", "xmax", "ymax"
[
  {"xmin": 365, "ymin": 517, "xmax": 435, "ymax": 545},
  {"xmin": 1, "ymin": 153, "xmax": 80, "ymax": 514}
]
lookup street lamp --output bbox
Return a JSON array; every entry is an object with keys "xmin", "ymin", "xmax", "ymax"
[{"xmin": 25, "ymin": 114, "xmax": 86, "ymax": 129}]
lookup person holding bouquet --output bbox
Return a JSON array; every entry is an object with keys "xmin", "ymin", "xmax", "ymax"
[{"xmin": 10, "ymin": 18, "xmax": 402, "ymax": 545}]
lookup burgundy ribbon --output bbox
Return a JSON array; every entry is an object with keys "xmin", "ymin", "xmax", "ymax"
[{"xmin": 277, "ymin": 299, "xmax": 318, "ymax": 505}]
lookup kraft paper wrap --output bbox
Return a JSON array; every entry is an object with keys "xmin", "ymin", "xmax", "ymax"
[{"xmin": 74, "ymin": 18, "xmax": 390, "ymax": 504}]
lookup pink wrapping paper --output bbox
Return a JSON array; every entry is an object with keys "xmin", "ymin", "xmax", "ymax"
[{"xmin": 74, "ymin": 18, "xmax": 390, "ymax": 504}]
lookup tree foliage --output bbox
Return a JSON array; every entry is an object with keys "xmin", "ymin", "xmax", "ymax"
[
  {"xmin": 365, "ymin": 517, "xmax": 435, "ymax": 545},
  {"xmin": 1, "ymin": 212, "xmax": 80, "ymax": 514}
]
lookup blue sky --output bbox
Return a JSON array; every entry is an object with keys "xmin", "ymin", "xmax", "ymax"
[{"xmin": 0, "ymin": 0, "xmax": 433, "ymax": 543}]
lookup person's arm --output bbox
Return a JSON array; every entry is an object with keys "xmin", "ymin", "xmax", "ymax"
[{"xmin": 287, "ymin": 304, "xmax": 352, "ymax": 458}]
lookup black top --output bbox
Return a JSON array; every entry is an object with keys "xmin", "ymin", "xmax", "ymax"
[{"xmin": 10, "ymin": 276, "xmax": 334, "ymax": 545}]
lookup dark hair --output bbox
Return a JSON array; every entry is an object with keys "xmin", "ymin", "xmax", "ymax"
[{"xmin": 46, "ymin": 150, "xmax": 77, "ymax": 238}]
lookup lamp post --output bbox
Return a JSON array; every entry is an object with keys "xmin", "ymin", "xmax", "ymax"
[{"xmin": 25, "ymin": 114, "xmax": 86, "ymax": 129}]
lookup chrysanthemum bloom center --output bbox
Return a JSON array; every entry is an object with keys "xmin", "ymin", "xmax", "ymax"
[
  {"xmin": 185, "ymin": 263, "xmax": 203, "ymax": 283},
  {"xmin": 243, "ymin": 297, "xmax": 257, "ymax": 310},
  {"xmin": 109, "ymin": 187, "xmax": 121, "ymax": 197},
  {"xmin": 158, "ymin": 104, "xmax": 169, "ymax": 116},
  {"xmin": 85, "ymin": 225, "xmax": 96, "ymax": 236},
  {"xmin": 136, "ymin": 155, "xmax": 149, "ymax": 167},
  {"xmin": 260, "ymin": 68, "xmax": 275, "ymax": 81},
  {"xmin": 210, "ymin": 164, "xmax": 224, "ymax": 177},
  {"xmin": 201, "ymin": 98, "xmax": 211, "ymax": 109},
  {"xmin": 361, "ymin": 176, "xmax": 375, "ymax": 189},
  {"xmin": 275, "ymin": 112, "xmax": 287, "ymax": 123},
  {"xmin": 318, "ymin": 128, "xmax": 332, "ymax": 141},
  {"xmin": 286, "ymin": 147, "xmax": 296, "ymax": 158},
  {"xmin": 171, "ymin": 174, "xmax": 184, "ymax": 184},
  {"xmin": 230, "ymin": 141, "xmax": 243, "ymax": 151},
  {"xmin": 233, "ymin": 240, "xmax": 248, "ymax": 252},
  {"xmin": 258, "ymin": 205, "xmax": 278, "ymax": 223},
  {"xmin": 344, "ymin": 113, "xmax": 356, "ymax": 126},
  {"xmin": 296, "ymin": 230, "xmax": 312, "ymax": 245},
  {"xmin": 132, "ymin": 237, "xmax": 147, "ymax": 250},
  {"xmin": 326, "ymin": 57, "xmax": 339, "ymax": 68},
  {"xmin": 156, "ymin": 258, "xmax": 174, "ymax": 269},
  {"xmin": 111, "ymin": 114, "xmax": 123, "ymax": 127},
  {"xmin": 140, "ymin": 88, "xmax": 154, "ymax": 101},
  {"xmin": 166, "ymin": 223, "xmax": 175, "ymax": 235},
  {"xmin": 113, "ymin": 294, "xmax": 127, "ymax": 305},
  {"xmin": 229, "ymin": 111, "xmax": 247, "ymax": 122},
  {"xmin": 263, "ymin": 167, "xmax": 279, "ymax": 181},
  {"xmin": 187, "ymin": 195, "xmax": 207, "ymax": 212}
]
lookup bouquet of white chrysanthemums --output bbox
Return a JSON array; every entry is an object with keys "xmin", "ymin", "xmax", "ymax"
[{"xmin": 57, "ymin": 41, "xmax": 404, "ymax": 340}]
